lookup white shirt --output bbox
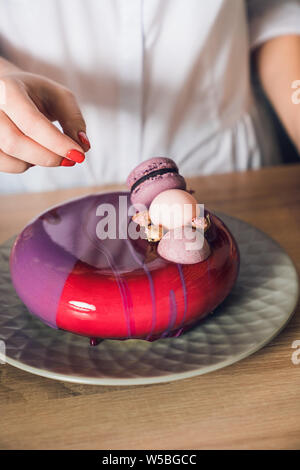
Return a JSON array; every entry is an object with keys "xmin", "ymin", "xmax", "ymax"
[{"xmin": 0, "ymin": 0, "xmax": 299, "ymax": 194}]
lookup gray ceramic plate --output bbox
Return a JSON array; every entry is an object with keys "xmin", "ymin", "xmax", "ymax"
[{"xmin": 0, "ymin": 214, "xmax": 298, "ymax": 385}]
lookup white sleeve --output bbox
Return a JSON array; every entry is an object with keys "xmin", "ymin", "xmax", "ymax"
[{"xmin": 247, "ymin": 0, "xmax": 300, "ymax": 49}]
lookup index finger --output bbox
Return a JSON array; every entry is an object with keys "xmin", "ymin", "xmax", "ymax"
[{"xmin": 2, "ymin": 86, "xmax": 85, "ymax": 161}]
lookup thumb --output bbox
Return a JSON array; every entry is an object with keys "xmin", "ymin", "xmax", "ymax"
[{"xmin": 49, "ymin": 85, "xmax": 90, "ymax": 152}]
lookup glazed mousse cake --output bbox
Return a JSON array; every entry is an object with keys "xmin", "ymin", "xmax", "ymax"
[{"xmin": 10, "ymin": 157, "xmax": 240, "ymax": 343}]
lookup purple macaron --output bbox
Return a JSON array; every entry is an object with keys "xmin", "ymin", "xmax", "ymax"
[{"xmin": 127, "ymin": 157, "xmax": 186, "ymax": 208}]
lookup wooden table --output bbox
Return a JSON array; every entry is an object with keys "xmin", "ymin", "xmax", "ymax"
[{"xmin": 0, "ymin": 164, "xmax": 299, "ymax": 450}]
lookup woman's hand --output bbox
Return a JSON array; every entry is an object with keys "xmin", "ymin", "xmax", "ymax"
[{"xmin": 0, "ymin": 68, "xmax": 90, "ymax": 173}]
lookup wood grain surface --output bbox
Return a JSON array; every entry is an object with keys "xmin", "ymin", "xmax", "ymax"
[{"xmin": 0, "ymin": 164, "xmax": 299, "ymax": 450}]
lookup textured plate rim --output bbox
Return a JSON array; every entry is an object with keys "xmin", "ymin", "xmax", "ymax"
[
  {"xmin": 1, "ymin": 212, "xmax": 299, "ymax": 386},
  {"xmin": 2, "ymin": 305, "xmax": 298, "ymax": 386}
]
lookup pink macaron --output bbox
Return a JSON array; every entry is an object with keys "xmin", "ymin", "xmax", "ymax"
[
  {"xmin": 158, "ymin": 227, "xmax": 211, "ymax": 264},
  {"xmin": 126, "ymin": 157, "xmax": 186, "ymax": 208}
]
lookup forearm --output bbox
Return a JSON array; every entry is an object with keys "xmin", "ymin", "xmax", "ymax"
[{"xmin": 255, "ymin": 35, "xmax": 300, "ymax": 151}]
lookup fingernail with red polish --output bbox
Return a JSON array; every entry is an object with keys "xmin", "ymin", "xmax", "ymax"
[
  {"xmin": 78, "ymin": 131, "xmax": 90, "ymax": 149},
  {"xmin": 67, "ymin": 149, "xmax": 85, "ymax": 163},
  {"xmin": 61, "ymin": 158, "xmax": 76, "ymax": 167}
]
